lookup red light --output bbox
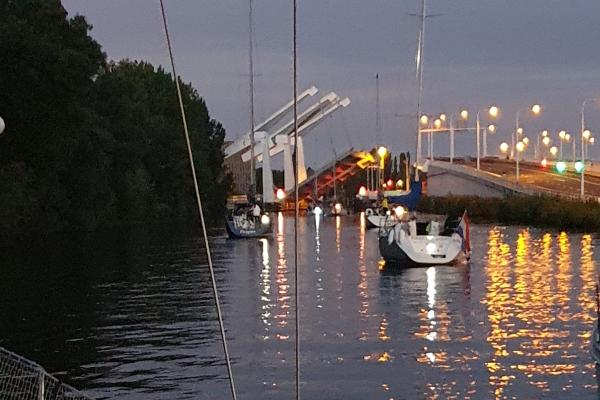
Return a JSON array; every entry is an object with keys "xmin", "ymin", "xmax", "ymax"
[{"xmin": 387, "ymin": 179, "xmax": 394, "ymax": 188}]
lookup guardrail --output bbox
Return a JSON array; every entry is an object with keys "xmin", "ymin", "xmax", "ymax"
[
  {"xmin": 0, "ymin": 347, "xmax": 92, "ymax": 400},
  {"xmin": 429, "ymin": 160, "xmax": 600, "ymax": 203}
]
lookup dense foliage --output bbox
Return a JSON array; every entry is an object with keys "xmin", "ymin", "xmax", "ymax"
[
  {"xmin": 0, "ymin": 1, "xmax": 228, "ymax": 236},
  {"xmin": 418, "ymin": 195, "xmax": 600, "ymax": 231}
]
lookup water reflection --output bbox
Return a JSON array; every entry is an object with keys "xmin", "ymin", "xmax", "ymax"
[{"xmin": 0, "ymin": 223, "xmax": 598, "ymax": 399}]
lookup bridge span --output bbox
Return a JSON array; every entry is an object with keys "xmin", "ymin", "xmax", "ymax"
[{"xmin": 426, "ymin": 158, "xmax": 600, "ymax": 202}]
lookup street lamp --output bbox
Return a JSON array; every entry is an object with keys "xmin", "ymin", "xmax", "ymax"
[
  {"xmin": 558, "ymin": 130, "xmax": 568, "ymax": 160},
  {"xmin": 516, "ymin": 140, "xmax": 525, "ymax": 183},
  {"xmin": 377, "ymin": 146, "xmax": 387, "ymax": 190},
  {"xmin": 450, "ymin": 109, "xmax": 469, "ymax": 163},
  {"xmin": 581, "ymin": 98, "xmax": 600, "ymax": 198},
  {"xmin": 499, "ymin": 141, "xmax": 509, "ymax": 157},
  {"xmin": 476, "ymin": 105, "xmax": 500, "ymax": 170},
  {"xmin": 549, "ymin": 146, "xmax": 558, "ymax": 158},
  {"xmin": 513, "ymin": 104, "xmax": 542, "ymax": 159}
]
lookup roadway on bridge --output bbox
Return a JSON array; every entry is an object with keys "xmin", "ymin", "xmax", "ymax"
[{"xmin": 452, "ymin": 158, "xmax": 600, "ymax": 197}]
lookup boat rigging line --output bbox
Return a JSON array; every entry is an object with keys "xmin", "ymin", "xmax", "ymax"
[
  {"xmin": 292, "ymin": 0, "xmax": 301, "ymax": 399},
  {"xmin": 158, "ymin": 2, "xmax": 238, "ymax": 399}
]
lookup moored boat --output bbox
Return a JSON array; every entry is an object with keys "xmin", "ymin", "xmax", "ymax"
[
  {"xmin": 378, "ymin": 211, "xmax": 470, "ymax": 267},
  {"xmin": 225, "ymin": 210, "xmax": 273, "ymax": 239}
]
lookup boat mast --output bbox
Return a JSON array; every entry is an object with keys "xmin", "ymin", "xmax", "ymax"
[
  {"xmin": 415, "ymin": 0, "xmax": 426, "ymax": 167},
  {"xmin": 248, "ymin": 0, "xmax": 256, "ymax": 196}
]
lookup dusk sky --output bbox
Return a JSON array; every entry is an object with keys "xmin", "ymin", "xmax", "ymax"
[{"xmin": 62, "ymin": 1, "xmax": 600, "ymax": 167}]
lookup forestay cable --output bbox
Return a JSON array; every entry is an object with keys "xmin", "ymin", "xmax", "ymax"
[
  {"xmin": 292, "ymin": 1, "xmax": 300, "ymax": 399},
  {"xmin": 158, "ymin": 2, "xmax": 237, "ymax": 399}
]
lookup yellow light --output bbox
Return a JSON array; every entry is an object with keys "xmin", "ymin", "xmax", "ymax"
[
  {"xmin": 516, "ymin": 141, "xmax": 525, "ymax": 152},
  {"xmin": 591, "ymin": 137, "xmax": 596, "ymax": 144},
  {"xmin": 531, "ymin": 104, "xmax": 541, "ymax": 115},
  {"xmin": 550, "ymin": 146, "xmax": 558, "ymax": 156},
  {"xmin": 583, "ymin": 129, "xmax": 591, "ymax": 139},
  {"xmin": 541, "ymin": 158, "xmax": 548, "ymax": 167},
  {"xmin": 420, "ymin": 115, "xmax": 429, "ymax": 125},
  {"xmin": 396, "ymin": 179, "xmax": 403, "ymax": 188},
  {"xmin": 394, "ymin": 206, "xmax": 405, "ymax": 218},
  {"xmin": 276, "ymin": 188, "xmax": 285, "ymax": 201},
  {"xmin": 488, "ymin": 124, "xmax": 496, "ymax": 133},
  {"xmin": 542, "ymin": 129, "xmax": 549, "ymax": 137},
  {"xmin": 358, "ymin": 186, "xmax": 367, "ymax": 197},
  {"xmin": 434, "ymin": 119, "xmax": 442, "ymax": 129},
  {"xmin": 517, "ymin": 127, "xmax": 524, "ymax": 135},
  {"xmin": 489, "ymin": 106, "xmax": 500, "ymax": 118},
  {"xmin": 439, "ymin": 113, "xmax": 447, "ymax": 122},
  {"xmin": 460, "ymin": 109, "xmax": 469, "ymax": 120},
  {"xmin": 559, "ymin": 130, "xmax": 566, "ymax": 139},
  {"xmin": 565, "ymin": 133, "xmax": 571, "ymax": 141},
  {"xmin": 542, "ymin": 136, "xmax": 550, "ymax": 146},
  {"xmin": 499, "ymin": 142, "xmax": 509, "ymax": 153},
  {"xmin": 377, "ymin": 146, "xmax": 387, "ymax": 158},
  {"xmin": 522, "ymin": 137, "xmax": 529, "ymax": 145}
]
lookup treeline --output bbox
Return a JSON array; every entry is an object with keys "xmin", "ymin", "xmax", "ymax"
[
  {"xmin": 418, "ymin": 195, "xmax": 600, "ymax": 231},
  {"xmin": 0, "ymin": 1, "xmax": 229, "ymax": 236}
]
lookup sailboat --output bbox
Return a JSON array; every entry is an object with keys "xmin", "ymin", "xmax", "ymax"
[{"xmin": 224, "ymin": 0, "xmax": 273, "ymax": 239}]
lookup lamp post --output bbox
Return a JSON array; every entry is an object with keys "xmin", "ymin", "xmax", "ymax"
[
  {"xmin": 377, "ymin": 146, "xmax": 387, "ymax": 190},
  {"xmin": 515, "ymin": 140, "xmax": 525, "ymax": 183},
  {"xmin": 483, "ymin": 124, "xmax": 496, "ymax": 157},
  {"xmin": 476, "ymin": 106, "xmax": 499, "ymax": 170},
  {"xmin": 535, "ymin": 129, "xmax": 548, "ymax": 160},
  {"xmin": 558, "ymin": 130, "xmax": 568, "ymax": 160},
  {"xmin": 513, "ymin": 104, "xmax": 541, "ymax": 159},
  {"xmin": 418, "ymin": 114, "xmax": 429, "ymax": 164},
  {"xmin": 449, "ymin": 109, "xmax": 468, "ymax": 164},
  {"xmin": 581, "ymin": 98, "xmax": 599, "ymax": 198}
]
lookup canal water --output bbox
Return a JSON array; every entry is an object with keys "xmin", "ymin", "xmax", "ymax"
[{"xmin": 1, "ymin": 214, "xmax": 599, "ymax": 399}]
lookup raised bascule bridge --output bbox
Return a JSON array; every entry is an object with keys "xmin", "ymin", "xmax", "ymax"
[{"xmin": 224, "ymin": 86, "xmax": 378, "ymax": 203}]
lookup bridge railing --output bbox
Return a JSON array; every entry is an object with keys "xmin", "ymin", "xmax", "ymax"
[
  {"xmin": 0, "ymin": 347, "xmax": 92, "ymax": 400},
  {"xmin": 429, "ymin": 160, "xmax": 600, "ymax": 203}
]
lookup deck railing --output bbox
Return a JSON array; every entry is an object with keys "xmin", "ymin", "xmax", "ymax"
[{"xmin": 0, "ymin": 347, "xmax": 92, "ymax": 400}]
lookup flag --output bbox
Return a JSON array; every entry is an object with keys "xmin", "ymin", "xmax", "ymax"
[{"xmin": 457, "ymin": 210, "xmax": 470, "ymax": 259}]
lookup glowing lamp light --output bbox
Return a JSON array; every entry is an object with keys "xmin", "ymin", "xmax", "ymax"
[
  {"xmin": 559, "ymin": 130, "xmax": 566, "ymax": 139},
  {"xmin": 531, "ymin": 104, "xmax": 542, "ymax": 115},
  {"xmin": 426, "ymin": 242, "xmax": 437, "ymax": 254},
  {"xmin": 556, "ymin": 161, "xmax": 567, "ymax": 173},
  {"xmin": 460, "ymin": 109, "xmax": 469, "ymax": 120},
  {"xmin": 394, "ymin": 206, "xmax": 405, "ymax": 218},
  {"xmin": 565, "ymin": 133, "xmax": 571, "ymax": 141},
  {"xmin": 489, "ymin": 106, "xmax": 500, "ymax": 118},
  {"xmin": 358, "ymin": 186, "xmax": 367, "ymax": 197},
  {"xmin": 550, "ymin": 146, "xmax": 558, "ymax": 156},
  {"xmin": 382, "ymin": 182, "xmax": 387, "ymax": 189},
  {"xmin": 434, "ymin": 119, "xmax": 442, "ymax": 129},
  {"xmin": 516, "ymin": 141, "xmax": 525, "ymax": 152},
  {"xmin": 591, "ymin": 137, "xmax": 596, "ymax": 145},
  {"xmin": 377, "ymin": 146, "xmax": 387, "ymax": 158},
  {"xmin": 334, "ymin": 203, "xmax": 342, "ymax": 214},
  {"xmin": 314, "ymin": 206, "xmax": 323, "ymax": 216},
  {"xmin": 261, "ymin": 214, "xmax": 271, "ymax": 225},
  {"xmin": 439, "ymin": 113, "xmax": 447, "ymax": 122},
  {"xmin": 575, "ymin": 161, "xmax": 585, "ymax": 173},
  {"xmin": 396, "ymin": 179, "xmax": 403, "ymax": 188},
  {"xmin": 542, "ymin": 130, "xmax": 549, "ymax": 137},
  {"xmin": 522, "ymin": 137, "xmax": 529, "ymax": 145},
  {"xmin": 276, "ymin": 188, "xmax": 285, "ymax": 201},
  {"xmin": 499, "ymin": 142, "xmax": 509, "ymax": 154},
  {"xmin": 541, "ymin": 158, "xmax": 548, "ymax": 167},
  {"xmin": 488, "ymin": 124, "xmax": 496, "ymax": 133},
  {"xmin": 387, "ymin": 179, "xmax": 394, "ymax": 188},
  {"xmin": 517, "ymin": 127, "xmax": 524, "ymax": 135},
  {"xmin": 583, "ymin": 129, "xmax": 591, "ymax": 140},
  {"xmin": 420, "ymin": 115, "xmax": 429, "ymax": 125},
  {"xmin": 542, "ymin": 136, "xmax": 551, "ymax": 146}
]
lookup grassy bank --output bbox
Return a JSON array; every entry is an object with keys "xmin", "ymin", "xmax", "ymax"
[{"xmin": 417, "ymin": 195, "xmax": 600, "ymax": 232}]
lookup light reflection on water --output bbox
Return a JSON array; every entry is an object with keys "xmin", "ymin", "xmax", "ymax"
[{"xmin": 0, "ymin": 220, "xmax": 599, "ymax": 399}]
